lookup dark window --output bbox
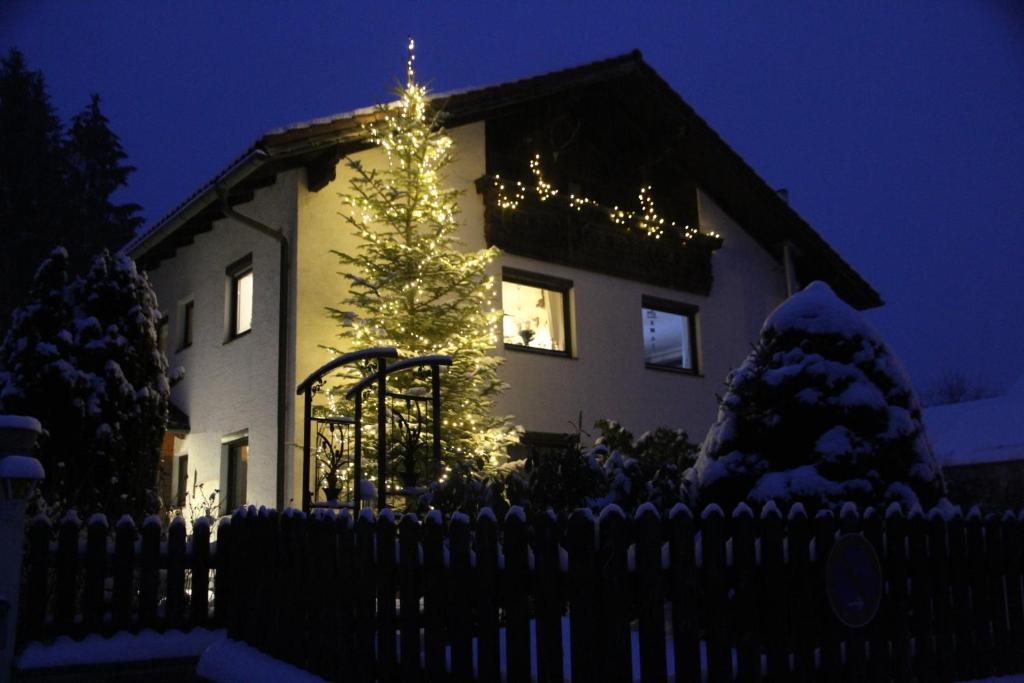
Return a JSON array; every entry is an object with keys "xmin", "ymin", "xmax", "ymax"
[
  {"xmin": 181, "ymin": 300, "xmax": 194, "ymax": 349},
  {"xmin": 501, "ymin": 268, "xmax": 572, "ymax": 357},
  {"xmin": 225, "ymin": 437, "xmax": 248, "ymax": 511},
  {"xmin": 226, "ymin": 254, "xmax": 253, "ymax": 340},
  {"xmin": 641, "ymin": 295, "xmax": 699, "ymax": 373},
  {"xmin": 176, "ymin": 454, "xmax": 189, "ymax": 507},
  {"xmin": 157, "ymin": 315, "xmax": 169, "ymax": 358}
]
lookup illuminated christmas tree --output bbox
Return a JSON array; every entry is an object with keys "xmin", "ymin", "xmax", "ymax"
[{"xmin": 328, "ymin": 41, "xmax": 518, "ymax": 490}]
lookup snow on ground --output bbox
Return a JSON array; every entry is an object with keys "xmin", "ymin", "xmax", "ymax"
[
  {"xmin": 925, "ymin": 374, "xmax": 1024, "ymax": 466},
  {"xmin": 197, "ymin": 638, "xmax": 327, "ymax": 683},
  {"xmin": 17, "ymin": 628, "xmax": 225, "ymax": 669}
]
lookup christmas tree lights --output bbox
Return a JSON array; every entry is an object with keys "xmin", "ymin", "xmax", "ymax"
[
  {"xmin": 490, "ymin": 154, "xmax": 721, "ymax": 244},
  {"xmin": 327, "ymin": 40, "xmax": 519, "ymax": 489}
]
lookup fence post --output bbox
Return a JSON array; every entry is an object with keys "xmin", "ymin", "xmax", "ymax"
[
  {"xmin": 397, "ymin": 512, "xmax": 421, "ymax": 681},
  {"xmin": 908, "ymin": 506, "xmax": 936, "ymax": 680},
  {"xmin": 534, "ymin": 511, "xmax": 564, "ymax": 683},
  {"xmin": 967, "ymin": 507, "xmax": 993, "ymax": 678},
  {"xmin": 987, "ymin": 513, "xmax": 1012, "ymax": 676},
  {"xmin": 948, "ymin": 507, "xmax": 972, "ymax": 679},
  {"xmin": 926, "ymin": 508, "xmax": 954, "ymax": 683},
  {"xmin": 702, "ymin": 504, "xmax": 730, "ymax": 683},
  {"xmin": 814, "ymin": 509, "xmax": 840, "ymax": 682},
  {"xmin": 377, "ymin": 509, "xmax": 398, "ymax": 680},
  {"xmin": 884, "ymin": 504, "xmax": 912, "ymax": 681},
  {"xmin": 504, "ymin": 507, "xmax": 530, "ymax": 683},
  {"xmin": 475, "ymin": 509, "xmax": 500, "ymax": 683},
  {"xmin": 335, "ymin": 510, "xmax": 356, "ymax": 682},
  {"xmin": 191, "ymin": 516, "xmax": 211, "ymax": 627},
  {"xmin": 82, "ymin": 514, "xmax": 108, "ymax": 635},
  {"xmin": 449, "ymin": 512, "xmax": 474, "ymax": 682},
  {"xmin": 731, "ymin": 503, "xmax": 758, "ymax": 682},
  {"xmin": 213, "ymin": 517, "xmax": 231, "ymax": 628},
  {"xmin": 1005, "ymin": 512, "xmax": 1024, "ymax": 673},
  {"xmin": 788, "ymin": 503, "xmax": 815, "ymax": 682},
  {"xmin": 636, "ymin": 504, "xmax": 667, "ymax": 683},
  {"xmin": 165, "ymin": 516, "xmax": 186, "ymax": 631},
  {"xmin": 23, "ymin": 516, "xmax": 50, "ymax": 642},
  {"xmin": 567, "ymin": 509, "xmax": 597, "ymax": 683},
  {"xmin": 138, "ymin": 516, "xmax": 160, "ymax": 630},
  {"xmin": 112, "ymin": 515, "xmax": 136, "ymax": 633},
  {"xmin": 863, "ymin": 507, "xmax": 891, "ymax": 680},
  {"xmin": 763, "ymin": 501, "xmax": 789, "ymax": 680},
  {"xmin": 598, "ymin": 505, "xmax": 631, "ymax": 683},
  {"xmin": 54, "ymin": 512, "xmax": 80, "ymax": 636},
  {"xmin": 668, "ymin": 503, "xmax": 700, "ymax": 683},
  {"xmin": 840, "ymin": 503, "xmax": 865, "ymax": 680}
]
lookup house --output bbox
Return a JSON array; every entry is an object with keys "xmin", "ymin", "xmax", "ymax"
[
  {"xmin": 127, "ymin": 51, "xmax": 881, "ymax": 512},
  {"xmin": 924, "ymin": 374, "xmax": 1024, "ymax": 511}
]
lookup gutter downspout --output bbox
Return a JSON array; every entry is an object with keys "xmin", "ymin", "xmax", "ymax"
[{"xmin": 216, "ymin": 160, "xmax": 290, "ymax": 510}]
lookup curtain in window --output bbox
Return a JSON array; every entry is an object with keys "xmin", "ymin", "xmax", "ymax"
[{"xmin": 542, "ymin": 289, "xmax": 565, "ymax": 351}]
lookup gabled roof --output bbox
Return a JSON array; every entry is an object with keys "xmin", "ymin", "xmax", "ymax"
[
  {"xmin": 925, "ymin": 375, "xmax": 1024, "ymax": 467},
  {"xmin": 128, "ymin": 50, "xmax": 881, "ymax": 309}
]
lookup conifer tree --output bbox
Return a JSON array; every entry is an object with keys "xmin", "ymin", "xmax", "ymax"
[
  {"xmin": 0, "ymin": 248, "xmax": 168, "ymax": 518},
  {"xmin": 328, "ymin": 43, "xmax": 517, "ymax": 488},
  {"xmin": 693, "ymin": 281, "xmax": 944, "ymax": 512},
  {"xmin": 66, "ymin": 94, "xmax": 144, "ymax": 252}
]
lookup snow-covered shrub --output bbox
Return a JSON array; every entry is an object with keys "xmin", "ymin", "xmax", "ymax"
[
  {"xmin": 692, "ymin": 281, "xmax": 944, "ymax": 513},
  {"xmin": 422, "ymin": 420, "xmax": 698, "ymax": 517},
  {"xmin": 0, "ymin": 248, "xmax": 169, "ymax": 520}
]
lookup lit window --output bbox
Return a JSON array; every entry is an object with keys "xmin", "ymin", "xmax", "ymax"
[
  {"xmin": 225, "ymin": 437, "xmax": 248, "ymax": 511},
  {"xmin": 226, "ymin": 254, "xmax": 253, "ymax": 340},
  {"xmin": 642, "ymin": 296, "xmax": 698, "ymax": 372},
  {"xmin": 501, "ymin": 268, "xmax": 571, "ymax": 356},
  {"xmin": 234, "ymin": 270, "xmax": 253, "ymax": 335}
]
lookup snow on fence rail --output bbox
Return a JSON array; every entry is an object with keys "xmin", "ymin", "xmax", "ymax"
[{"xmin": 19, "ymin": 502, "xmax": 1024, "ymax": 682}]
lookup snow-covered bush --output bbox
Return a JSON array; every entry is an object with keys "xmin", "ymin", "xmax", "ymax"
[
  {"xmin": 0, "ymin": 247, "xmax": 168, "ymax": 520},
  {"xmin": 692, "ymin": 281, "xmax": 944, "ymax": 512},
  {"xmin": 421, "ymin": 420, "xmax": 698, "ymax": 517}
]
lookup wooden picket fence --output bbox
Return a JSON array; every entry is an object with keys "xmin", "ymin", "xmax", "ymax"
[
  {"xmin": 20, "ymin": 513, "xmax": 221, "ymax": 643},
  {"xmin": 19, "ymin": 501, "xmax": 1024, "ymax": 682}
]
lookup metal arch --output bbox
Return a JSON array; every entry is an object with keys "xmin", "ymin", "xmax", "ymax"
[
  {"xmin": 298, "ymin": 347, "xmax": 398, "ymax": 512},
  {"xmin": 296, "ymin": 347, "xmax": 398, "ymax": 395},
  {"xmin": 346, "ymin": 355, "xmax": 453, "ymax": 511}
]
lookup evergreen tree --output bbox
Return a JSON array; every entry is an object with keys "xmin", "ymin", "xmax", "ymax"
[
  {"xmin": 692, "ymin": 281, "xmax": 944, "ymax": 512},
  {"xmin": 0, "ymin": 49, "xmax": 67, "ymax": 325},
  {"xmin": 0, "ymin": 49, "xmax": 144, "ymax": 328},
  {"xmin": 0, "ymin": 248, "xmax": 88, "ymax": 514},
  {"xmin": 66, "ymin": 94, "xmax": 144, "ymax": 253},
  {"xmin": 75, "ymin": 250, "xmax": 168, "ymax": 515},
  {"xmin": 0, "ymin": 248, "xmax": 168, "ymax": 519},
  {"xmin": 328, "ymin": 44, "xmax": 517, "ymax": 489}
]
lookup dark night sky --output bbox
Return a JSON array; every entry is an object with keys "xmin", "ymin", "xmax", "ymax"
[{"xmin": 4, "ymin": 2, "xmax": 1023, "ymax": 395}]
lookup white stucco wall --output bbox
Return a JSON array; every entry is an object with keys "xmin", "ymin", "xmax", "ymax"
[
  {"xmin": 146, "ymin": 172, "xmax": 299, "ymax": 512},
  {"xmin": 146, "ymin": 119, "xmax": 790, "ymax": 510},
  {"xmin": 491, "ymin": 188, "xmax": 787, "ymax": 440}
]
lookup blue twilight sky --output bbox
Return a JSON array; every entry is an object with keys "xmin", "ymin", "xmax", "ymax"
[{"xmin": 3, "ymin": 2, "xmax": 1023, "ymax": 395}]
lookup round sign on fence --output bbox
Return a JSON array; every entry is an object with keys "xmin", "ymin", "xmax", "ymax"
[{"xmin": 825, "ymin": 533, "xmax": 883, "ymax": 628}]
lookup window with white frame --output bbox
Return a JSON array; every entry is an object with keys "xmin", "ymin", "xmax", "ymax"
[
  {"xmin": 641, "ymin": 296, "xmax": 698, "ymax": 373},
  {"xmin": 501, "ymin": 268, "xmax": 572, "ymax": 356},
  {"xmin": 226, "ymin": 254, "xmax": 253, "ymax": 340}
]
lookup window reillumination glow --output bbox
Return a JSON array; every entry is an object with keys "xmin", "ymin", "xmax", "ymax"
[
  {"xmin": 502, "ymin": 280, "xmax": 565, "ymax": 351},
  {"xmin": 235, "ymin": 270, "xmax": 253, "ymax": 335}
]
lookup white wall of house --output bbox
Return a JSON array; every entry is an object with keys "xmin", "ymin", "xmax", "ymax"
[
  {"xmin": 147, "ymin": 119, "xmax": 790, "ymax": 509},
  {"xmin": 148, "ymin": 172, "xmax": 299, "ymax": 512},
  {"xmin": 492, "ymin": 189, "xmax": 788, "ymax": 441}
]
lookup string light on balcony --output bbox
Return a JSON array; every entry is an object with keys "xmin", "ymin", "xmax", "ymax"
[{"xmin": 490, "ymin": 155, "xmax": 721, "ymax": 243}]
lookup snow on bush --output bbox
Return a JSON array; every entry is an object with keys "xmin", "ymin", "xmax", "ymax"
[
  {"xmin": 692, "ymin": 281, "xmax": 944, "ymax": 512},
  {"xmin": 421, "ymin": 420, "xmax": 698, "ymax": 517},
  {"xmin": 0, "ymin": 248, "xmax": 168, "ymax": 520}
]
